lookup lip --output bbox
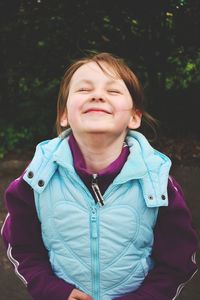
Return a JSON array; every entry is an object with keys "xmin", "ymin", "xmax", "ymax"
[{"xmin": 84, "ymin": 108, "xmax": 111, "ymax": 114}]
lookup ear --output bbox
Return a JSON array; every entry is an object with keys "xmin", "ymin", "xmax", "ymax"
[
  {"xmin": 128, "ymin": 109, "xmax": 142, "ymax": 129},
  {"xmin": 60, "ymin": 110, "xmax": 68, "ymax": 127}
]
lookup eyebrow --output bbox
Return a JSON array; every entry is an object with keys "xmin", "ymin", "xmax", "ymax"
[{"xmin": 74, "ymin": 79, "xmax": 93, "ymax": 85}]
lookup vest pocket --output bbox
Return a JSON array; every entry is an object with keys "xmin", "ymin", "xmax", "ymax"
[
  {"xmin": 50, "ymin": 251, "xmax": 92, "ymax": 295},
  {"xmin": 102, "ymin": 259, "xmax": 147, "ymax": 297}
]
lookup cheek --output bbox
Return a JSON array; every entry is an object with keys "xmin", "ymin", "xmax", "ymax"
[
  {"xmin": 67, "ymin": 96, "xmax": 81, "ymax": 114},
  {"xmin": 113, "ymin": 97, "xmax": 133, "ymax": 112}
]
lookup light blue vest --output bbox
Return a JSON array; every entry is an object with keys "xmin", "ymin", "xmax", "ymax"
[{"xmin": 23, "ymin": 130, "xmax": 171, "ymax": 300}]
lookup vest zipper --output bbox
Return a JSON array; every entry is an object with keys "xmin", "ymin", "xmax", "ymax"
[
  {"xmin": 91, "ymin": 174, "xmax": 105, "ymax": 206},
  {"xmin": 90, "ymin": 207, "xmax": 100, "ymax": 300}
]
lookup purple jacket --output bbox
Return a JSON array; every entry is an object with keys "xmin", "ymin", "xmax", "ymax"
[{"xmin": 1, "ymin": 135, "xmax": 198, "ymax": 300}]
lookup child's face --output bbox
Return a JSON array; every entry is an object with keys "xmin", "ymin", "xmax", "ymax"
[{"xmin": 61, "ymin": 62, "xmax": 141, "ymax": 137}]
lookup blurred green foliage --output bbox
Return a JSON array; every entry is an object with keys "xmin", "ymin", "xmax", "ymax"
[
  {"xmin": 0, "ymin": 0, "xmax": 200, "ymax": 158},
  {"xmin": 0, "ymin": 127, "xmax": 33, "ymax": 159}
]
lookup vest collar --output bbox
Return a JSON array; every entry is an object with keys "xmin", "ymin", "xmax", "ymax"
[
  {"xmin": 116, "ymin": 131, "xmax": 171, "ymax": 207},
  {"xmin": 23, "ymin": 129, "xmax": 171, "ymax": 207}
]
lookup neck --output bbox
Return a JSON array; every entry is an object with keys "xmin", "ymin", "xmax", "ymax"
[{"xmin": 73, "ymin": 132, "xmax": 127, "ymax": 173}]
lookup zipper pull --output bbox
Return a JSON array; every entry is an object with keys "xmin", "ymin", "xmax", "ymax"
[{"xmin": 91, "ymin": 174, "xmax": 105, "ymax": 206}]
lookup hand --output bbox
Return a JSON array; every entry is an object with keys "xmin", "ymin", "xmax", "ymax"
[{"xmin": 68, "ymin": 288, "xmax": 93, "ymax": 300}]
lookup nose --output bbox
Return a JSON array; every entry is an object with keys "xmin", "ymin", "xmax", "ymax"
[
  {"xmin": 90, "ymin": 87, "xmax": 105, "ymax": 102},
  {"xmin": 91, "ymin": 91, "xmax": 105, "ymax": 102}
]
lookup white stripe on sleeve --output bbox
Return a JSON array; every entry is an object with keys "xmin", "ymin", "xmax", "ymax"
[
  {"xmin": 172, "ymin": 253, "xmax": 198, "ymax": 300},
  {"xmin": 7, "ymin": 243, "xmax": 28, "ymax": 286}
]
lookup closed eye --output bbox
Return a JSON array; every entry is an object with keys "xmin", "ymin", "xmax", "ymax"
[
  {"xmin": 77, "ymin": 88, "xmax": 92, "ymax": 92},
  {"xmin": 108, "ymin": 90, "xmax": 121, "ymax": 94}
]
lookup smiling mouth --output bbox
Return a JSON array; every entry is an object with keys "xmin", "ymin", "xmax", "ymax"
[{"xmin": 84, "ymin": 109, "xmax": 111, "ymax": 114}]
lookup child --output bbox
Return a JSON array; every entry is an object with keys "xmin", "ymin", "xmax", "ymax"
[{"xmin": 1, "ymin": 52, "xmax": 198, "ymax": 300}]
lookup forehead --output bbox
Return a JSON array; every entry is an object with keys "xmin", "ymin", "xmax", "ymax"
[{"xmin": 70, "ymin": 61, "xmax": 121, "ymax": 85}]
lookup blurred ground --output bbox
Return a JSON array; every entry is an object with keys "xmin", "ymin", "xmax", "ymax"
[{"xmin": 0, "ymin": 136, "xmax": 200, "ymax": 299}]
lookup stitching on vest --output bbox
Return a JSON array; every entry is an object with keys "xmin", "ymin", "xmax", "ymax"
[
  {"xmin": 53, "ymin": 254, "xmax": 91, "ymax": 294},
  {"xmin": 52, "ymin": 213, "xmax": 91, "ymax": 271},
  {"xmin": 103, "ymin": 261, "xmax": 143, "ymax": 293},
  {"xmin": 101, "ymin": 206, "xmax": 140, "ymax": 271}
]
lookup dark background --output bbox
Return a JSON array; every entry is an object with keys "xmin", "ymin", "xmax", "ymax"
[
  {"xmin": 0, "ymin": 0, "xmax": 200, "ymax": 157},
  {"xmin": 0, "ymin": 0, "xmax": 199, "ymax": 299}
]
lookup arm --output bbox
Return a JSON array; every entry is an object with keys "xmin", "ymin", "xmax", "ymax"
[
  {"xmin": 115, "ymin": 176, "xmax": 198, "ymax": 300},
  {"xmin": 1, "ymin": 175, "xmax": 75, "ymax": 300}
]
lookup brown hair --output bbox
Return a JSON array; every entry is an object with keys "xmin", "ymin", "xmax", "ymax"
[{"xmin": 56, "ymin": 52, "xmax": 157, "ymax": 137}]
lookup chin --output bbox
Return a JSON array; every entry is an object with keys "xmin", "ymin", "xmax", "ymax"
[{"xmin": 85, "ymin": 129, "xmax": 109, "ymax": 134}]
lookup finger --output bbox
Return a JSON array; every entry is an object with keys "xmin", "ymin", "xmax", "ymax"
[
  {"xmin": 69, "ymin": 289, "xmax": 93, "ymax": 300},
  {"xmin": 76, "ymin": 290, "xmax": 93, "ymax": 300}
]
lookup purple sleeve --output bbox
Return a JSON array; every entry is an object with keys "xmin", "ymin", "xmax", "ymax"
[
  {"xmin": 1, "ymin": 175, "xmax": 75, "ymax": 300},
  {"xmin": 115, "ymin": 176, "xmax": 198, "ymax": 300}
]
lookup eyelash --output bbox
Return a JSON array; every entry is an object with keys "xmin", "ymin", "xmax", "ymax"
[
  {"xmin": 78, "ymin": 88, "xmax": 91, "ymax": 92},
  {"xmin": 77, "ymin": 88, "xmax": 121, "ymax": 94},
  {"xmin": 108, "ymin": 90, "xmax": 121, "ymax": 94}
]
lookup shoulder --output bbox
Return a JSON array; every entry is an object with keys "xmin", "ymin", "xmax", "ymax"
[
  {"xmin": 23, "ymin": 134, "xmax": 73, "ymax": 194},
  {"xmin": 163, "ymin": 175, "xmax": 192, "ymax": 217},
  {"xmin": 5, "ymin": 172, "xmax": 34, "ymax": 206},
  {"xmin": 155, "ymin": 176, "xmax": 196, "ymax": 237},
  {"xmin": 167, "ymin": 175, "xmax": 185, "ymax": 205},
  {"xmin": 168, "ymin": 175, "xmax": 184, "ymax": 194}
]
